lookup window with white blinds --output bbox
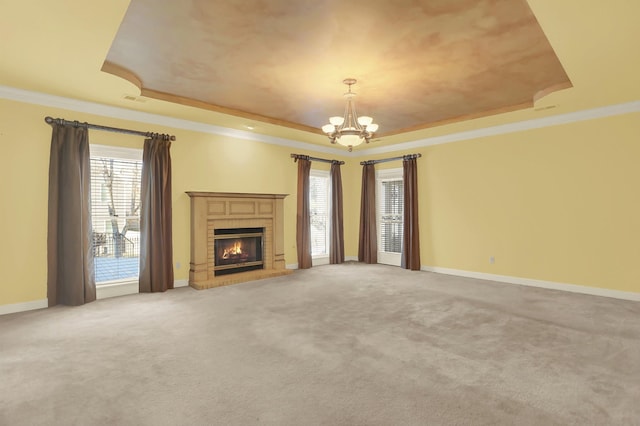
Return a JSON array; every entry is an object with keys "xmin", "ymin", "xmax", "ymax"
[
  {"xmin": 378, "ymin": 170, "xmax": 404, "ymax": 257},
  {"xmin": 90, "ymin": 145, "xmax": 143, "ymax": 284},
  {"xmin": 309, "ymin": 170, "xmax": 330, "ymax": 257}
]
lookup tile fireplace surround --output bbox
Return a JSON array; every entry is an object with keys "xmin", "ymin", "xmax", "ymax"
[{"xmin": 187, "ymin": 192, "xmax": 292, "ymax": 290}]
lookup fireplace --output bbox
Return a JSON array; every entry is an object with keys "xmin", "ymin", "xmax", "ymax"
[
  {"xmin": 214, "ymin": 227, "xmax": 264, "ymax": 276},
  {"xmin": 187, "ymin": 191, "xmax": 292, "ymax": 289}
]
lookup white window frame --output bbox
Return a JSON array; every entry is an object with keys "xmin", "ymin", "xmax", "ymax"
[
  {"xmin": 376, "ymin": 168, "xmax": 403, "ymax": 266},
  {"xmin": 91, "ymin": 144, "xmax": 143, "ymax": 162},
  {"xmin": 309, "ymin": 169, "xmax": 331, "ymax": 266},
  {"xmin": 90, "ymin": 144, "xmax": 143, "ymax": 287}
]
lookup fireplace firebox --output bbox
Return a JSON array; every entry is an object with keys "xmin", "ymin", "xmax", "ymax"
[{"xmin": 213, "ymin": 227, "xmax": 264, "ymax": 276}]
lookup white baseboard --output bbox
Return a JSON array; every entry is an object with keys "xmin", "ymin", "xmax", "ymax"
[
  {"xmin": 97, "ymin": 278, "xmax": 190, "ymax": 299},
  {"xmin": 287, "ymin": 257, "xmax": 358, "ymax": 269},
  {"xmin": 174, "ymin": 279, "xmax": 189, "ymax": 288},
  {"xmin": 7, "ymin": 267, "xmax": 632, "ymax": 316},
  {"xmin": 0, "ymin": 299, "xmax": 48, "ymax": 316},
  {"xmin": 96, "ymin": 280, "xmax": 139, "ymax": 299},
  {"xmin": 312, "ymin": 256, "xmax": 330, "ymax": 267},
  {"xmin": 421, "ymin": 266, "xmax": 640, "ymax": 302}
]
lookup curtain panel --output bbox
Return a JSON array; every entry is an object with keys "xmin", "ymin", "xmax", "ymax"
[
  {"xmin": 401, "ymin": 157, "xmax": 421, "ymax": 270},
  {"xmin": 296, "ymin": 158, "xmax": 312, "ymax": 269},
  {"xmin": 329, "ymin": 162, "xmax": 345, "ymax": 264},
  {"xmin": 47, "ymin": 123, "xmax": 96, "ymax": 306},
  {"xmin": 139, "ymin": 137, "xmax": 174, "ymax": 292},
  {"xmin": 358, "ymin": 163, "xmax": 377, "ymax": 263}
]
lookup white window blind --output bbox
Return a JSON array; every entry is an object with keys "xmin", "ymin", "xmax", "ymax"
[
  {"xmin": 379, "ymin": 179, "xmax": 404, "ymax": 254},
  {"xmin": 309, "ymin": 171, "xmax": 330, "ymax": 256},
  {"xmin": 90, "ymin": 146, "xmax": 143, "ymax": 284}
]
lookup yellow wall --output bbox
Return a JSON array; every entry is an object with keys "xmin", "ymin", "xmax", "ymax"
[
  {"xmin": 1, "ymin": 97, "xmax": 638, "ymax": 307},
  {"xmin": 0, "ymin": 98, "xmax": 347, "ymax": 306},
  {"xmin": 349, "ymin": 112, "xmax": 640, "ymax": 294},
  {"xmin": 417, "ymin": 112, "xmax": 640, "ymax": 293}
]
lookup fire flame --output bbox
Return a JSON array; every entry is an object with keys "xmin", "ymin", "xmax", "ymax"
[{"xmin": 222, "ymin": 241, "xmax": 242, "ymax": 259}]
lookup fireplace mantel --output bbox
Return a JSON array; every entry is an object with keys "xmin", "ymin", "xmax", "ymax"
[{"xmin": 187, "ymin": 191, "xmax": 291, "ymax": 289}]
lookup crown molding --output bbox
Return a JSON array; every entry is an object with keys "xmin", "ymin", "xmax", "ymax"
[
  {"xmin": 358, "ymin": 100, "xmax": 640, "ymax": 156},
  {"xmin": 0, "ymin": 85, "xmax": 346, "ymax": 156},
  {"xmin": 1, "ymin": 85, "xmax": 638, "ymax": 158}
]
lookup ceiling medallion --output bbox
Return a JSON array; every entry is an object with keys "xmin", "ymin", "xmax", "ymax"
[{"xmin": 322, "ymin": 78, "xmax": 379, "ymax": 152}]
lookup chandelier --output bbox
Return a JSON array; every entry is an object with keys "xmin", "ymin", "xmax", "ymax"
[{"xmin": 321, "ymin": 78, "xmax": 379, "ymax": 152}]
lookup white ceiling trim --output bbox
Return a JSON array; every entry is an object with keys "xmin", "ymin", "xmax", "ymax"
[
  {"xmin": 357, "ymin": 100, "xmax": 640, "ymax": 156},
  {"xmin": 0, "ymin": 85, "xmax": 345, "ymax": 156},
  {"xmin": 1, "ymin": 85, "xmax": 638, "ymax": 158}
]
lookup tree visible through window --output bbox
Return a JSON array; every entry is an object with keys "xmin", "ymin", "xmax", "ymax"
[{"xmin": 90, "ymin": 145, "xmax": 143, "ymax": 283}]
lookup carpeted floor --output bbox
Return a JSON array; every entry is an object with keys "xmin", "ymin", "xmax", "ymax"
[{"xmin": 1, "ymin": 263, "xmax": 639, "ymax": 425}]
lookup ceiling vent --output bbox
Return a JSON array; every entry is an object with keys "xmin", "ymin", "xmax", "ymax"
[{"xmin": 122, "ymin": 94, "xmax": 146, "ymax": 103}]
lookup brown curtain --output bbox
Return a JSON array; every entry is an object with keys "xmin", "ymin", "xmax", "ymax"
[
  {"xmin": 296, "ymin": 158, "xmax": 312, "ymax": 269},
  {"xmin": 401, "ymin": 157, "xmax": 421, "ymax": 270},
  {"xmin": 47, "ymin": 123, "xmax": 96, "ymax": 306},
  {"xmin": 139, "ymin": 137, "xmax": 174, "ymax": 292},
  {"xmin": 329, "ymin": 162, "xmax": 345, "ymax": 264},
  {"xmin": 358, "ymin": 163, "xmax": 377, "ymax": 263}
]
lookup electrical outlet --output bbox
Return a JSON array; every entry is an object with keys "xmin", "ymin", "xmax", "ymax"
[
  {"xmin": 176, "ymin": 262, "xmax": 181, "ymax": 269},
  {"xmin": 489, "ymin": 256, "xmax": 495, "ymax": 264}
]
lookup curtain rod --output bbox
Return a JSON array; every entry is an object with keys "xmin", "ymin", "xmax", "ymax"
[
  {"xmin": 290, "ymin": 154, "xmax": 345, "ymax": 165},
  {"xmin": 44, "ymin": 116, "xmax": 176, "ymax": 141},
  {"xmin": 360, "ymin": 153, "xmax": 421, "ymax": 165}
]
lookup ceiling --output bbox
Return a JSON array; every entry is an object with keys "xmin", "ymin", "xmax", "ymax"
[
  {"xmin": 103, "ymin": 0, "xmax": 570, "ymax": 137},
  {"xmin": 1, "ymin": 0, "xmax": 639, "ymax": 150}
]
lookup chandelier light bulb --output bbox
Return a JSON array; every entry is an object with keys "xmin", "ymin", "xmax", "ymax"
[
  {"xmin": 322, "ymin": 124, "xmax": 335, "ymax": 134},
  {"xmin": 358, "ymin": 116, "xmax": 373, "ymax": 126},
  {"xmin": 337, "ymin": 134, "xmax": 362, "ymax": 147},
  {"xmin": 367, "ymin": 123, "xmax": 379, "ymax": 133},
  {"xmin": 329, "ymin": 116, "xmax": 344, "ymax": 126}
]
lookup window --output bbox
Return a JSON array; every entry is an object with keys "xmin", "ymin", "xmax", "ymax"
[
  {"xmin": 90, "ymin": 145, "xmax": 143, "ymax": 284},
  {"xmin": 377, "ymin": 168, "xmax": 404, "ymax": 266},
  {"xmin": 309, "ymin": 170, "xmax": 330, "ymax": 261}
]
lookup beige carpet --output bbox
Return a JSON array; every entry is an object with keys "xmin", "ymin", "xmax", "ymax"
[{"xmin": 1, "ymin": 263, "xmax": 639, "ymax": 425}]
